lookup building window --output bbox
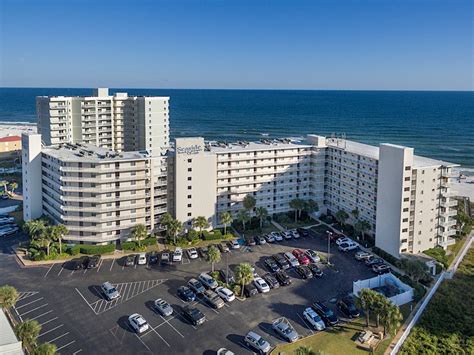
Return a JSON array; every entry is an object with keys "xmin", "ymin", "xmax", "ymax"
[
  {"xmin": 187, "ymin": 186, "xmax": 192, "ymax": 190},
  {"xmin": 188, "ymin": 168, "xmax": 192, "ymax": 172},
  {"xmin": 187, "ymin": 159, "xmax": 192, "ymax": 163},
  {"xmin": 187, "ymin": 204, "xmax": 192, "ymax": 208},
  {"xmin": 187, "ymin": 212, "xmax": 192, "ymax": 217},
  {"xmin": 187, "ymin": 177, "xmax": 192, "ymax": 181},
  {"xmin": 187, "ymin": 195, "xmax": 192, "ymax": 199}
]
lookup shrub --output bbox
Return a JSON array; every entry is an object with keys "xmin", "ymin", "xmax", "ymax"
[
  {"xmin": 202, "ymin": 230, "xmax": 224, "ymax": 241},
  {"xmin": 79, "ymin": 244, "xmax": 115, "ymax": 255},
  {"xmin": 141, "ymin": 237, "xmax": 157, "ymax": 247},
  {"xmin": 424, "ymin": 247, "xmax": 449, "ymax": 268},
  {"xmin": 121, "ymin": 242, "xmax": 136, "ymax": 251},
  {"xmin": 231, "ymin": 284, "xmax": 241, "ymax": 296},
  {"xmin": 372, "ymin": 246, "xmax": 400, "ymax": 266},
  {"xmin": 210, "ymin": 271, "xmax": 220, "ymax": 281},
  {"xmin": 67, "ymin": 245, "xmax": 81, "ymax": 256},
  {"xmin": 186, "ymin": 230, "xmax": 199, "ymax": 242}
]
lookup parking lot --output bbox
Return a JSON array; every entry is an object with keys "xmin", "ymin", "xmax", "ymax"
[{"xmin": 0, "ymin": 228, "xmax": 375, "ymax": 354}]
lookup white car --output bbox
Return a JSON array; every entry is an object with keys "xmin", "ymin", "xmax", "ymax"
[
  {"xmin": 173, "ymin": 247, "xmax": 183, "ymax": 262},
  {"xmin": 137, "ymin": 253, "xmax": 147, "ymax": 265},
  {"xmin": 305, "ymin": 249, "xmax": 320, "ymax": 263},
  {"xmin": 336, "ymin": 237, "xmax": 351, "ymax": 246},
  {"xmin": 283, "ymin": 252, "xmax": 300, "ymax": 267},
  {"xmin": 290, "ymin": 229, "xmax": 300, "ymax": 239},
  {"xmin": 229, "ymin": 240, "xmax": 240, "ymax": 249},
  {"xmin": 271, "ymin": 232, "xmax": 283, "ymax": 242},
  {"xmin": 339, "ymin": 241, "xmax": 358, "ymax": 252},
  {"xmin": 215, "ymin": 286, "xmax": 235, "ymax": 302},
  {"xmin": 283, "ymin": 231, "xmax": 293, "ymax": 240},
  {"xmin": 253, "ymin": 277, "xmax": 270, "ymax": 293},
  {"xmin": 128, "ymin": 313, "xmax": 149, "ymax": 333},
  {"xmin": 186, "ymin": 248, "xmax": 198, "ymax": 259},
  {"xmin": 303, "ymin": 307, "xmax": 326, "ymax": 331}
]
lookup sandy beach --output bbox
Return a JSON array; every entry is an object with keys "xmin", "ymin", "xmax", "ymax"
[{"xmin": 0, "ymin": 122, "xmax": 37, "ymax": 138}]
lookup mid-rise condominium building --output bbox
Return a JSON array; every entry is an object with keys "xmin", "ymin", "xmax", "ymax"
[{"xmin": 170, "ymin": 135, "xmax": 458, "ymax": 258}]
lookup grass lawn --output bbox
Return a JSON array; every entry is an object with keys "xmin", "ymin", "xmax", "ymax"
[
  {"xmin": 446, "ymin": 236, "xmax": 466, "ymax": 266},
  {"xmin": 278, "ymin": 219, "xmax": 320, "ymax": 230},
  {"xmin": 163, "ymin": 235, "xmax": 235, "ymax": 251}
]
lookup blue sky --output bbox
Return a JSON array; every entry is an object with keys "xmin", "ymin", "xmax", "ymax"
[{"xmin": 0, "ymin": 0, "xmax": 472, "ymax": 90}]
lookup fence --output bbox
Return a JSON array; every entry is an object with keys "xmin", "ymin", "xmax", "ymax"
[{"xmin": 353, "ymin": 273, "xmax": 413, "ymax": 306}]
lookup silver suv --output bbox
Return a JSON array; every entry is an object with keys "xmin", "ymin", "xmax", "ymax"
[
  {"xmin": 244, "ymin": 331, "xmax": 271, "ymax": 354},
  {"xmin": 101, "ymin": 282, "xmax": 120, "ymax": 301}
]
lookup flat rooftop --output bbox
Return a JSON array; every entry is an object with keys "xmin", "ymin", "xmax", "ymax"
[
  {"xmin": 43, "ymin": 143, "xmax": 149, "ymax": 162},
  {"xmin": 205, "ymin": 138, "xmax": 312, "ymax": 153}
]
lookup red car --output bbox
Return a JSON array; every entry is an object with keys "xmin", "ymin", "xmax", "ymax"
[{"xmin": 292, "ymin": 249, "xmax": 310, "ymax": 265}]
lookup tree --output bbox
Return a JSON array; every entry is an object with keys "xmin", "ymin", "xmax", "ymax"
[
  {"xmin": 23, "ymin": 219, "xmax": 46, "ymax": 240},
  {"xmin": 303, "ymin": 199, "xmax": 319, "ymax": 216},
  {"xmin": 295, "ymin": 346, "xmax": 316, "ymax": 355},
  {"xmin": 193, "ymin": 216, "xmax": 209, "ymax": 238},
  {"xmin": 335, "ymin": 209, "xmax": 349, "ymax": 226},
  {"xmin": 0, "ymin": 285, "xmax": 19, "ymax": 309},
  {"xmin": 373, "ymin": 293, "xmax": 388, "ymax": 328},
  {"xmin": 1, "ymin": 180, "xmax": 9, "ymax": 195},
  {"xmin": 207, "ymin": 245, "xmax": 221, "ymax": 272},
  {"xmin": 237, "ymin": 209, "xmax": 250, "ymax": 231},
  {"xmin": 357, "ymin": 220, "xmax": 372, "ymax": 241},
  {"xmin": 37, "ymin": 229, "xmax": 53, "ymax": 256},
  {"xmin": 381, "ymin": 302, "xmax": 403, "ymax": 337},
  {"xmin": 167, "ymin": 219, "xmax": 183, "ymax": 244},
  {"xmin": 131, "ymin": 224, "xmax": 148, "ymax": 247},
  {"xmin": 351, "ymin": 208, "xmax": 360, "ymax": 220},
  {"xmin": 16, "ymin": 319, "xmax": 41, "ymax": 349},
  {"xmin": 255, "ymin": 207, "xmax": 268, "ymax": 228},
  {"xmin": 9, "ymin": 182, "xmax": 18, "ymax": 194},
  {"xmin": 33, "ymin": 343, "xmax": 57, "ymax": 355},
  {"xmin": 219, "ymin": 212, "xmax": 233, "ymax": 235},
  {"xmin": 289, "ymin": 198, "xmax": 304, "ymax": 222},
  {"xmin": 235, "ymin": 262, "xmax": 254, "ymax": 297},
  {"xmin": 50, "ymin": 224, "xmax": 68, "ymax": 254},
  {"xmin": 243, "ymin": 194, "xmax": 256, "ymax": 212},
  {"xmin": 399, "ymin": 258, "xmax": 428, "ymax": 283},
  {"xmin": 356, "ymin": 288, "xmax": 378, "ymax": 327},
  {"xmin": 160, "ymin": 212, "xmax": 173, "ymax": 235}
]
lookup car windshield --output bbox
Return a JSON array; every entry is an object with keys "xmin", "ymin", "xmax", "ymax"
[
  {"xmin": 326, "ymin": 309, "xmax": 334, "ymax": 317},
  {"xmin": 257, "ymin": 337, "xmax": 266, "ymax": 346},
  {"xmin": 108, "ymin": 287, "xmax": 117, "ymax": 294},
  {"xmin": 282, "ymin": 326, "xmax": 293, "ymax": 335}
]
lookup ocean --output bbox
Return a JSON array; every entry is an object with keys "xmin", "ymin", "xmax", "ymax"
[{"xmin": 0, "ymin": 88, "xmax": 473, "ymax": 169}]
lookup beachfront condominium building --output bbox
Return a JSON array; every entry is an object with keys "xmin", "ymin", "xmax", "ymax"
[
  {"xmin": 22, "ymin": 133, "xmax": 167, "ymax": 243},
  {"xmin": 170, "ymin": 135, "xmax": 458, "ymax": 258}
]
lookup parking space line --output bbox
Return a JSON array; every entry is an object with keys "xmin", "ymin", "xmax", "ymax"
[
  {"xmin": 20, "ymin": 303, "xmax": 48, "ymax": 316},
  {"xmin": 46, "ymin": 331, "xmax": 69, "ymax": 343},
  {"xmin": 57, "ymin": 266, "xmax": 64, "ymax": 276},
  {"xmin": 159, "ymin": 315, "xmax": 184, "ymax": 338},
  {"xmin": 43, "ymin": 264, "xmax": 55, "ymax": 278},
  {"xmin": 73, "ymin": 350, "xmax": 83, "ymax": 355},
  {"xmin": 70, "ymin": 269, "xmax": 75, "ymax": 276},
  {"xmin": 75, "ymin": 288, "xmax": 99, "ymax": 315},
  {"xmin": 176, "ymin": 313, "xmax": 197, "ymax": 330},
  {"xmin": 109, "ymin": 258, "xmax": 115, "ymax": 271},
  {"xmin": 83, "ymin": 268, "xmax": 88, "ymax": 274},
  {"xmin": 150, "ymin": 327, "xmax": 171, "ymax": 348},
  {"xmin": 39, "ymin": 317, "xmax": 58, "ymax": 326},
  {"xmin": 97, "ymin": 259, "xmax": 104, "ymax": 272},
  {"xmin": 297, "ymin": 314, "xmax": 315, "ymax": 335},
  {"xmin": 15, "ymin": 297, "xmax": 44, "ymax": 310},
  {"xmin": 57, "ymin": 340, "xmax": 76, "ymax": 351},
  {"xmin": 30, "ymin": 310, "xmax": 53, "ymax": 320},
  {"xmin": 122, "ymin": 263, "xmax": 125, "ymax": 270},
  {"xmin": 38, "ymin": 324, "xmax": 64, "ymax": 338}
]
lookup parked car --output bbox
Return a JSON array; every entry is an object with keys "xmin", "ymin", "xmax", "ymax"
[
  {"xmin": 197, "ymin": 247, "xmax": 209, "ymax": 259},
  {"xmin": 253, "ymin": 277, "xmax": 270, "ymax": 293},
  {"xmin": 215, "ymin": 286, "xmax": 235, "ymax": 302},
  {"xmin": 137, "ymin": 252, "xmax": 147, "ymax": 265},
  {"xmin": 264, "ymin": 258, "xmax": 280, "ymax": 273},
  {"xmin": 295, "ymin": 265, "xmax": 313, "ymax": 279},
  {"xmin": 182, "ymin": 306, "xmax": 206, "ymax": 326},
  {"xmin": 264, "ymin": 234, "xmax": 275, "ymax": 243},
  {"xmin": 262, "ymin": 273, "xmax": 280, "ymax": 289},
  {"xmin": 229, "ymin": 239, "xmax": 240, "ymax": 249},
  {"xmin": 271, "ymin": 231, "xmax": 283, "ymax": 242},
  {"xmin": 372, "ymin": 263, "xmax": 391, "ymax": 274},
  {"xmin": 303, "ymin": 307, "xmax": 326, "ymax": 331},
  {"xmin": 292, "ymin": 249, "xmax": 310, "ymax": 265},
  {"xmin": 153, "ymin": 298, "xmax": 173, "ymax": 316},
  {"xmin": 338, "ymin": 241, "xmax": 358, "ymax": 252},
  {"xmin": 312, "ymin": 302, "xmax": 339, "ymax": 326},
  {"xmin": 272, "ymin": 317, "xmax": 299, "ymax": 342},
  {"xmin": 186, "ymin": 247, "xmax": 199, "ymax": 259},
  {"xmin": 177, "ymin": 286, "xmax": 196, "ymax": 302},
  {"xmin": 173, "ymin": 247, "xmax": 183, "ymax": 262},
  {"xmin": 282, "ymin": 231, "xmax": 293, "ymax": 240},
  {"xmin": 148, "ymin": 251, "xmax": 159, "ymax": 264},
  {"xmin": 219, "ymin": 269, "xmax": 235, "ymax": 284},
  {"xmin": 198, "ymin": 272, "xmax": 218, "ymax": 289},
  {"xmin": 335, "ymin": 237, "xmax": 351, "ymax": 246},
  {"xmin": 308, "ymin": 263, "xmax": 323, "ymax": 277},
  {"xmin": 87, "ymin": 255, "xmax": 101, "ymax": 268},
  {"xmin": 125, "ymin": 254, "xmax": 135, "ymax": 267},
  {"xmin": 70, "ymin": 258, "xmax": 85, "ymax": 271},
  {"xmin": 365, "ymin": 257, "xmax": 384, "ymax": 267},
  {"xmin": 161, "ymin": 251, "xmax": 170, "ymax": 265},
  {"xmin": 283, "ymin": 252, "xmax": 300, "ymax": 267},
  {"xmin": 290, "ymin": 229, "xmax": 300, "ymax": 239},
  {"xmin": 244, "ymin": 331, "xmax": 271, "ymax": 354},
  {"xmin": 246, "ymin": 238, "xmax": 257, "ymax": 246},
  {"xmin": 273, "ymin": 254, "xmax": 290, "ymax": 270},
  {"xmin": 297, "ymin": 227, "xmax": 310, "ymax": 237},
  {"xmin": 275, "ymin": 270, "xmax": 292, "ymax": 286},
  {"xmin": 218, "ymin": 243, "xmax": 230, "ymax": 253},
  {"xmin": 128, "ymin": 313, "xmax": 149, "ymax": 334},
  {"xmin": 101, "ymin": 281, "xmax": 120, "ymax": 301},
  {"xmin": 305, "ymin": 249, "xmax": 321, "ymax": 263},
  {"xmin": 337, "ymin": 297, "xmax": 360, "ymax": 318},
  {"xmin": 0, "ymin": 226, "xmax": 19, "ymax": 237},
  {"xmin": 0, "ymin": 217, "xmax": 14, "ymax": 224},
  {"xmin": 355, "ymin": 251, "xmax": 372, "ymax": 261},
  {"xmin": 244, "ymin": 283, "xmax": 258, "ymax": 297},
  {"xmin": 188, "ymin": 278, "xmax": 206, "ymax": 294},
  {"xmin": 254, "ymin": 235, "xmax": 266, "ymax": 245},
  {"xmin": 203, "ymin": 290, "xmax": 225, "ymax": 309}
]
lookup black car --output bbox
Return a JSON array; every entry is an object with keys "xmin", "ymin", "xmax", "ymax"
[
  {"xmin": 177, "ymin": 286, "xmax": 196, "ymax": 302},
  {"xmin": 337, "ymin": 297, "xmax": 360, "ymax": 318},
  {"xmin": 87, "ymin": 255, "xmax": 101, "ymax": 268},
  {"xmin": 312, "ymin": 302, "xmax": 339, "ymax": 326},
  {"xmin": 297, "ymin": 227, "xmax": 310, "ymax": 237},
  {"xmin": 372, "ymin": 263, "xmax": 391, "ymax": 274},
  {"xmin": 182, "ymin": 306, "xmax": 206, "ymax": 326},
  {"xmin": 124, "ymin": 254, "xmax": 136, "ymax": 267},
  {"xmin": 244, "ymin": 283, "xmax": 259, "ymax": 297},
  {"xmin": 308, "ymin": 263, "xmax": 323, "ymax": 277},
  {"xmin": 295, "ymin": 265, "xmax": 313, "ymax": 279},
  {"xmin": 254, "ymin": 235, "xmax": 266, "ymax": 245},
  {"xmin": 275, "ymin": 270, "xmax": 291, "ymax": 286},
  {"xmin": 69, "ymin": 257, "xmax": 86, "ymax": 270},
  {"xmin": 264, "ymin": 258, "xmax": 281, "ymax": 273},
  {"xmin": 365, "ymin": 257, "xmax": 384, "ymax": 267},
  {"xmin": 263, "ymin": 273, "xmax": 280, "ymax": 289},
  {"xmin": 246, "ymin": 238, "xmax": 256, "ymax": 246},
  {"xmin": 219, "ymin": 269, "xmax": 235, "ymax": 284},
  {"xmin": 197, "ymin": 247, "xmax": 209, "ymax": 259},
  {"xmin": 148, "ymin": 252, "xmax": 159, "ymax": 264},
  {"xmin": 273, "ymin": 254, "xmax": 290, "ymax": 270}
]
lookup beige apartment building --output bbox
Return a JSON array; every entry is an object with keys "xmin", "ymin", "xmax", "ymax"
[
  {"xmin": 0, "ymin": 135, "xmax": 21, "ymax": 160},
  {"xmin": 171, "ymin": 135, "xmax": 458, "ymax": 258}
]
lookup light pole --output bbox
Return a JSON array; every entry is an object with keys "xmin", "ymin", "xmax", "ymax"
[{"xmin": 326, "ymin": 231, "xmax": 332, "ymax": 266}]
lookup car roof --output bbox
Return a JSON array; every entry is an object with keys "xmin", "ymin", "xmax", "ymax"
[{"xmin": 246, "ymin": 331, "xmax": 261, "ymax": 339}]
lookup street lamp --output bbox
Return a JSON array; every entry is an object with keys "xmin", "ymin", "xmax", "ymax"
[{"xmin": 326, "ymin": 231, "xmax": 332, "ymax": 266}]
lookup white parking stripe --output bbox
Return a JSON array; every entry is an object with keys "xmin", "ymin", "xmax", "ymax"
[
  {"xmin": 97, "ymin": 259, "xmax": 103, "ymax": 272},
  {"xmin": 15, "ymin": 297, "xmax": 44, "ymax": 310},
  {"xmin": 38, "ymin": 324, "xmax": 64, "ymax": 338},
  {"xmin": 43, "ymin": 264, "xmax": 55, "ymax": 278},
  {"xmin": 39, "ymin": 317, "xmax": 58, "ymax": 326},
  {"xmin": 30, "ymin": 310, "xmax": 53, "ymax": 320},
  {"xmin": 150, "ymin": 327, "xmax": 171, "ymax": 347},
  {"xmin": 109, "ymin": 258, "xmax": 115, "ymax": 271},
  {"xmin": 72, "ymin": 350, "xmax": 83, "ymax": 355},
  {"xmin": 20, "ymin": 303, "xmax": 48, "ymax": 316},
  {"xmin": 57, "ymin": 266, "xmax": 64, "ymax": 276},
  {"xmin": 75, "ymin": 288, "xmax": 98, "ymax": 315},
  {"xmin": 159, "ymin": 316, "xmax": 184, "ymax": 338},
  {"xmin": 46, "ymin": 331, "xmax": 69, "ymax": 343},
  {"xmin": 57, "ymin": 340, "xmax": 75, "ymax": 351}
]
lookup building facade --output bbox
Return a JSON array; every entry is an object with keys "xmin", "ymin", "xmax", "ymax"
[{"xmin": 0, "ymin": 135, "xmax": 21, "ymax": 160}]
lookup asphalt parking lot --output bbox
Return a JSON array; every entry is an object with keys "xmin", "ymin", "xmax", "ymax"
[{"xmin": 0, "ymin": 228, "xmax": 375, "ymax": 354}]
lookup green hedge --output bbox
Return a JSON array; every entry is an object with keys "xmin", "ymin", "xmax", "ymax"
[
  {"xmin": 121, "ymin": 242, "xmax": 136, "ymax": 251},
  {"xmin": 122, "ymin": 237, "xmax": 156, "ymax": 251},
  {"xmin": 78, "ymin": 244, "xmax": 115, "ymax": 255},
  {"xmin": 372, "ymin": 246, "xmax": 400, "ymax": 266},
  {"xmin": 202, "ymin": 230, "xmax": 223, "ymax": 240},
  {"xmin": 424, "ymin": 247, "xmax": 448, "ymax": 268}
]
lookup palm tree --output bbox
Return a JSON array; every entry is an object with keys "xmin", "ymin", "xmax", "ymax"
[
  {"xmin": 303, "ymin": 199, "xmax": 319, "ymax": 216},
  {"xmin": 351, "ymin": 208, "xmax": 360, "ymax": 220},
  {"xmin": 9, "ymin": 182, "xmax": 18, "ymax": 195},
  {"xmin": 193, "ymin": 216, "xmax": 209, "ymax": 238},
  {"xmin": 243, "ymin": 194, "xmax": 256, "ymax": 213},
  {"xmin": 131, "ymin": 224, "xmax": 148, "ymax": 247},
  {"xmin": 16, "ymin": 319, "xmax": 42, "ymax": 349},
  {"xmin": 160, "ymin": 212, "xmax": 173, "ymax": 236},
  {"xmin": 295, "ymin": 346, "xmax": 318, "ymax": 355},
  {"xmin": 50, "ymin": 224, "xmax": 68, "ymax": 254},
  {"xmin": 235, "ymin": 262, "xmax": 254, "ymax": 297},
  {"xmin": 207, "ymin": 245, "xmax": 221, "ymax": 272},
  {"xmin": 0, "ymin": 285, "xmax": 19, "ymax": 309},
  {"xmin": 219, "ymin": 212, "xmax": 233, "ymax": 235},
  {"xmin": 335, "ymin": 209, "xmax": 349, "ymax": 227},
  {"xmin": 237, "ymin": 209, "xmax": 250, "ymax": 231},
  {"xmin": 167, "ymin": 219, "xmax": 183, "ymax": 244},
  {"xmin": 373, "ymin": 293, "xmax": 388, "ymax": 328},
  {"xmin": 1, "ymin": 180, "xmax": 9, "ymax": 195},
  {"xmin": 23, "ymin": 219, "xmax": 46, "ymax": 240},
  {"xmin": 356, "ymin": 288, "xmax": 377, "ymax": 327},
  {"xmin": 289, "ymin": 199, "xmax": 300, "ymax": 222},
  {"xmin": 37, "ymin": 229, "xmax": 53, "ymax": 256},
  {"xmin": 33, "ymin": 343, "xmax": 57, "ymax": 355},
  {"xmin": 255, "ymin": 207, "xmax": 268, "ymax": 228},
  {"xmin": 355, "ymin": 220, "xmax": 371, "ymax": 241},
  {"xmin": 383, "ymin": 303, "xmax": 403, "ymax": 337}
]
